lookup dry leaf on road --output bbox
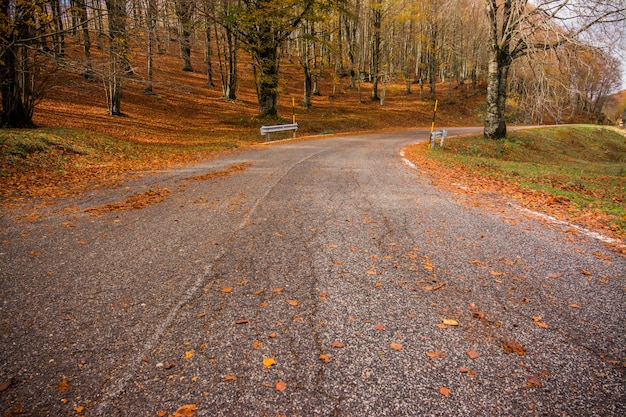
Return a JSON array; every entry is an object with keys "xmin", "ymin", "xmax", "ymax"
[
  {"xmin": 275, "ymin": 381, "xmax": 287, "ymax": 392},
  {"xmin": 331, "ymin": 341, "xmax": 345, "ymax": 348},
  {"xmin": 439, "ymin": 387, "xmax": 451, "ymax": 396},
  {"xmin": 390, "ymin": 342, "xmax": 403, "ymax": 351},
  {"xmin": 426, "ymin": 350, "xmax": 446, "ymax": 358},
  {"xmin": 263, "ymin": 358, "xmax": 276, "ymax": 368}
]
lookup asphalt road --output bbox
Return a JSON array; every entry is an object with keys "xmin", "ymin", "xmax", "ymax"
[{"xmin": 1, "ymin": 129, "xmax": 624, "ymax": 416}]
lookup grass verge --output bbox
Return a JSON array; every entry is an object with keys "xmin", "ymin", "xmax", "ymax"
[{"xmin": 404, "ymin": 125, "xmax": 626, "ymax": 241}]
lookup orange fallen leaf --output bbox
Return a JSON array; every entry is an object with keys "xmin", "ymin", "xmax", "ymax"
[
  {"xmin": 489, "ymin": 271, "xmax": 504, "ymax": 276},
  {"xmin": 236, "ymin": 280, "xmax": 249, "ymax": 285},
  {"xmin": 374, "ymin": 323, "xmax": 385, "ymax": 331},
  {"xmin": 275, "ymin": 381, "xmax": 287, "ymax": 392},
  {"xmin": 502, "ymin": 340, "xmax": 526, "ymax": 355},
  {"xmin": 532, "ymin": 316, "xmax": 549, "ymax": 328},
  {"xmin": 221, "ymin": 287, "xmax": 232, "ymax": 293},
  {"xmin": 581, "ymin": 269, "xmax": 591, "ymax": 275},
  {"xmin": 174, "ymin": 404, "xmax": 197, "ymax": 416},
  {"xmin": 224, "ymin": 375, "xmax": 237, "ymax": 381},
  {"xmin": 439, "ymin": 387, "xmax": 451, "ymax": 396},
  {"xmin": 435, "ymin": 323, "xmax": 447, "ymax": 329},
  {"xmin": 263, "ymin": 358, "xmax": 276, "ymax": 368},
  {"xmin": 569, "ymin": 303, "xmax": 581, "ymax": 309},
  {"xmin": 270, "ymin": 288, "xmax": 283, "ymax": 293},
  {"xmin": 74, "ymin": 406, "xmax": 84, "ymax": 413},
  {"xmin": 548, "ymin": 273, "xmax": 561, "ymax": 279},
  {"xmin": 390, "ymin": 342, "xmax": 403, "ymax": 351},
  {"xmin": 286, "ymin": 299, "xmax": 298, "ymax": 306},
  {"xmin": 426, "ymin": 350, "xmax": 446, "ymax": 358},
  {"xmin": 319, "ymin": 291, "xmax": 327, "ymax": 300},
  {"xmin": 183, "ymin": 350, "xmax": 194, "ymax": 359},
  {"xmin": 58, "ymin": 379, "xmax": 71, "ymax": 393},
  {"xmin": 252, "ymin": 340, "xmax": 262, "ymax": 350},
  {"xmin": 319, "ymin": 354, "xmax": 331, "ymax": 363},
  {"xmin": 526, "ymin": 375, "xmax": 542, "ymax": 387},
  {"xmin": 331, "ymin": 341, "xmax": 345, "ymax": 348},
  {"xmin": 442, "ymin": 319, "xmax": 459, "ymax": 326},
  {"xmin": 196, "ymin": 312, "xmax": 206, "ymax": 318},
  {"xmin": 459, "ymin": 367, "xmax": 471, "ymax": 373},
  {"xmin": 373, "ymin": 281, "xmax": 382, "ymax": 287},
  {"xmin": 269, "ymin": 332, "xmax": 277, "ymax": 338},
  {"xmin": 466, "ymin": 349, "xmax": 480, "ymax": 359},
  {"xmin": 253, "ymin": 290, "xmax": 264, "ymax": 295},
  {"xmin": 235, "ymin": 318, "xmax": 249, "ymax": 325},
  {"xmin": 157, "ymin": 411, "xmax": 167, "ymax": 417}
]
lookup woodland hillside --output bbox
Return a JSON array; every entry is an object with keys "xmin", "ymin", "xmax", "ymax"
[{"xmin": 1, "ymin": 0, "xmax": 625, "ymax": 134}]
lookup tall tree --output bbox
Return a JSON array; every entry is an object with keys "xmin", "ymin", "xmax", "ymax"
[
  {"xmin": 104, "ymin": 0, "xmax": 129, "ymax": 115},
  {"xmin": 483, "ymin": 0, "xmax": 625, "ymax": 139},
  {"xmin": 175, "ymin": 0, "xmax": 196, "ymax": 72},
  {"xmin": 229, "ymin": 0, "xmax": 316, "ymax": 117}
]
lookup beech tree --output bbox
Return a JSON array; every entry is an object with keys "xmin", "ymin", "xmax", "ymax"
[
  {"xmin": 228, "ymin": 0, "xmax": 319, "ymax": 117},
  {"xmin": 484, "ymin": 0, "xmax": 625, "ymax": 139}
]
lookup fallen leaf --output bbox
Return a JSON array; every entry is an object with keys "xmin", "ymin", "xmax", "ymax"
[
  {"xmin": 466, "ymin": 349, "xmax": 480, "ymax": 359},
  {"xmin": 270, "ymin": 288, "xmax": 283, "ymax": 293},
  {"xmin": 221, "ymin": 287, "xmax": 232, "ymax": 293},
  {"xmin": 532, "ymin": 316, "xmax": 549, "ymax": 328},
  {"xmin": 263, "ymin": 358, "xmax": 276, "ymax": 368},
  {"xmin": 469, "ymin": 303, "xmax": 478, "ymax": 311},
  {"xmin": 224, "ymin": 375, "xmax": 237, "ymax": 381},
  {"xmin": 374, "ymin": 323, "xmax": 385, "ymax": 331},
  {"xmin": 286, "ymin": 299, "xmax": 298, "ymax": 306},
  {"xmin": 390, "ymin": 342, "xmax": 403, "ymax": 351},
  {"xmin": 269, "ymin": 332, "xmax": 277, "ymax": 338},
  {"xmin": 0, "ymin": 378, "xmax": 13, "ymax": 392},
  {"xmin": 165, "ymin": 362, "xmax": 177, "ymax": 369},
  {"xmin": 58, "ymin": 379, "xmax": 71, "ymax": 393},
  {"xmin": 439, "ymin": 387, "xmax": 451, "ymax": 396},
  {"xmin": 526, "ymin": 375, "xmax": 542, "ymax": 387},
  {"xmin": 374, "ymin": 282, "xmax": 382, "ymax": 287},
  {"xmin": 184, "ymin": 350, "xmax": 194, "ymax": 359},
  {"xmin": 367, "ymin": 270, "xmax": 378, "ymax": 276},
  {"xmin": 489, "ymin": 271, "xmax": 504, "ymax": 276},
  {"xmin": 331, "ymin": 341, "xmax": 345, "ymax": 348},
  {"xmin": 174, "ymin": 404, "xmax": 197, "ymax": 417},
  {"xmin": 473, "ymin": 311, "xmax": 485, "ymax": 319},
  {"xmin": 319, "ymin": 292, "xmax": 327, "ymax": 300},
  {"xmin": 502, "ymin": 340, "xmax": 526, "ymax": 355},
  {"xmin": 235, "ymin": 318, "xmax": 250, "ymax": 325},
  {"xmin": 74, "ymin": 406, "xmax": 84, "ymax": 413},
  {"xmin": 548, "ymin": 273, "xmax": 562, "ymax": 279},
  {"xmin": 293, "ymin": 317, "xmax": 303, "ymax": 322},
  {"xmin": 319, "ymin": 354, "xmax": 331, "ymax": 363},
  {"xmin": 237, "ymin": 280, "xmax": 249, "ymax": 285},
  {"xmin": 581, "ymin": 269, "xmax": 591, "ymax": 276},
  {"xmin": 253, "ymin": 340, "xmax": 262, "ymax": 350},
  {"xmin": 569, "ymin": 303, "xmax": 580, "ymax": 308},
  {"xmin": 275, "ymin": 381, "xmax": 287, "ymax": 392},
  {"xmin": 459, "ymin": 367, "xmax": 471, "ymax": 373},
  {"xmin": 426, "ymin": 350, "xmax": 446, "ymax": 358},
  {"xmin": 435, "ymin": 323, "xmax": 447, "ymax": 329},
  {"xmin": 253, "ymin": 290, "xmax": 264, "ymax": 295},
  {"xmin": 442, "ymin": 319, "xmax": 459, "ymax": 326},
  {"xmin": 196, "ymin": 312, "xmax": 206, "ymax": 318},
  {"xmin": 157, "ymin": 411, "xmax": 167, "ymax": 417}
]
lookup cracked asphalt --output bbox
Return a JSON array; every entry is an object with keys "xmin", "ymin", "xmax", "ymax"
[{"xmin": 1, "ymin": 129, "xmax": 624, "ymax": 416}]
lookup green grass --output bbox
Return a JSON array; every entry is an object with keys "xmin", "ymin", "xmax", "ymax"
[{"xmin": 428, "ymin": 125, "xmax": 626, "ymax": 233}]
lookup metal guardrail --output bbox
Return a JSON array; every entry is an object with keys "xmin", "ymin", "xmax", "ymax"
[
  {"xmin": 430, "ymin": 129, "xmax": 447, "ymax": 149},
  {"xmin": 260, "ymin": 123, "xmax": 298, "ymax": 141}
]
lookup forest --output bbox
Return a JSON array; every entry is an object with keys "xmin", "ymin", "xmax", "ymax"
[{"xmin": 1, "ymin": 0, "xmax": 625, "ymax": 137}]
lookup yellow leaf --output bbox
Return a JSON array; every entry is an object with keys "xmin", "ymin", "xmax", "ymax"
[
  {"xmin": 263, "ymin": 357, "xmax": 276, "ymax": 368},
  {"xmin": 184, "ymin": 350, "xmax": 194, "ymax": 359},
  {"xmin": 74, "ymin": 406, "xmax": 84, "ymax": 413},
  {"xmin": 442, "ymin": 319, "xmax": 459, "ymax": 326}
]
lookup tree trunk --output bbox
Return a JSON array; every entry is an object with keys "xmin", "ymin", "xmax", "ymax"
[
  {"xmin": 255, "ymin": 44, "xmax": 280, "ymax": 117},
  {"xmin": 484, "ymin": 56, "xmax": 510, "ymax": 139},
  {"xmin": 175, "ymin": 0, "xmax": 194, "ymax": 72},
  {"xmin": 370, "ymin": 4, "xmax": 381, "ymax": 101},
  {"xmin": 105, "ymin": 0, "xmax": 127, "ymax": 115},
  {"xmin": 0, "ymin": 0, "xmax": 35, "ymax": 127}
]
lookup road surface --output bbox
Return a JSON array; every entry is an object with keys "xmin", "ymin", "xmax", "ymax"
[{"xmin": 1, "ymin": 129, "xmax": 624, "ymax": 416}]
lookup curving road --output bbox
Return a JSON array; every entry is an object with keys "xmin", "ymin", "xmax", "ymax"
[{"xmin": 1, "ymin": 129, "xmax": 624, "ymax": 416}]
